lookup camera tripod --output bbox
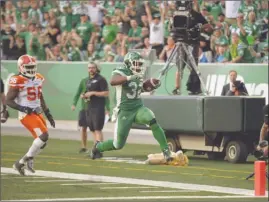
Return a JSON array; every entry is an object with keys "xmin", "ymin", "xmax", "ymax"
[
  {"xmin": 157, "ymin": 41, "xmax": 209, "ymax": 95},
  {"xmin": 245, "ymin": 159, "xmax": 269, "ymax": 180}
]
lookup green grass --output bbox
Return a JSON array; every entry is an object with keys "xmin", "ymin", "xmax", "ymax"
[
  {"xmin": 1, "ymin": 174, "xmax": 226, "ymax": 200},
  {"xmin": 1, "ymin": 135, "xmax": 268, "ymax": 201}
]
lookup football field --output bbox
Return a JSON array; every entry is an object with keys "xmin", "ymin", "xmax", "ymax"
[{"xmin": 1, "ymin": 134, "xmax": 268, "ymax": 202}]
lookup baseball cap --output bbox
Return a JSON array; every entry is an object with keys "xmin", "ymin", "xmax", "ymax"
[{"xmin": 153, "ymin": 13, "xmax": 161, "ymax": 19}]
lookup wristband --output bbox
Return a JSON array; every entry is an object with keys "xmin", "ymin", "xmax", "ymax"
[{"xmin": 126, "ymin": 76, "xmax": 131, "ymax": 81}]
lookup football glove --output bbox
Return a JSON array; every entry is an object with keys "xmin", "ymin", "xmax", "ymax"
[
  {"xmin": 44, "ymin": 108, "xmax": 55, "ymax": 128},
  {"xmin": 1, "ymin": 107, "xmax": 9, "ymax": 123}
]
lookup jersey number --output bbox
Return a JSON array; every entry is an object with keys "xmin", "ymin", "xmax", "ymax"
[
  {"xmin": 27, "ymin": 86, "xmax": 42, "ymax": 101},
  {"xmin": 126, "ymin": 82, "xmax": 141, "ymax": 99}
]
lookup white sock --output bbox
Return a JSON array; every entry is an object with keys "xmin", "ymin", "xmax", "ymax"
[{"xmin": 19, "ymin": 138, "xmax": 46, "ymax": 164}]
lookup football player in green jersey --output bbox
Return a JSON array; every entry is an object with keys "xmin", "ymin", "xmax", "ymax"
[{"xmin": 90, "ymin": 51, "xmax": 173, "ymax": 162}]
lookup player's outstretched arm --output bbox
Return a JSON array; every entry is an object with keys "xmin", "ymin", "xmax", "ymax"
[
  {"xmin": 110, "ymin": 74, "xmax": 140, "ymax": 86},
  {"xmin": 110, "ymin": 75, "xmax": 128, "ymax": 86},
  {"xmin": 40, "ymin": 93, "xmax": 55, "ymax": 128}
]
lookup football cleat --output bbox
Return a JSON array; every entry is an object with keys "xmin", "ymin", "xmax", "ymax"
[
  {"xmin": 25, "ymin": 158, "xmax": 35, "ymax": 173},
  {"xmin": 13, "ymin": 161, "xmax": 25, "ymax": 176},
  {"xmin": 162, "ymin": 148, "xmax": 174, "ymax": 163},
  {"xmin": 90, "ymin": 141, "xmax": 102, "ymax": 160}
]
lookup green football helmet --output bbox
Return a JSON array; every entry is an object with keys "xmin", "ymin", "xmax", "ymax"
[{"xmin": 124, "ymin": 51, "xmax": 145, "ymax": 76}]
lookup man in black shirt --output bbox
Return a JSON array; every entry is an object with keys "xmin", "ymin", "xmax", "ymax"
[
  {"xmin": 173, "ymin": 2, "xmax": 212, "ymax": 95},
  {"xmin": 82, "ymin": 62, "xmax": 109, "ymax": 156}
]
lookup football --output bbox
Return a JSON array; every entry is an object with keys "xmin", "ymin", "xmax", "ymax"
[{"xmin": 143, "ymin": 78, "xmax": 161, "ymax": 92}]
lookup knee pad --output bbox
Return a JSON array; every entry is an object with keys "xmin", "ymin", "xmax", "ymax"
[
  {"xmin": 39, "ymin": 132, "xmax": 49, "ymax": 142},
  {"xmin": 149, "ymin": 118, "xmax": 157, "ymax": 126}
]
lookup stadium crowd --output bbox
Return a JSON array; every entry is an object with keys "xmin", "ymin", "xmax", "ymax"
[{"xmin": 1, "ymin": 0, "xmax": 268, "ymax": 63}]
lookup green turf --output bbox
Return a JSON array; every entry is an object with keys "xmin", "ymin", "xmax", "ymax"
[
  {"xmin": 1, "ymin": 174, "xmax": 227, "ymax": 200},
  {"xmin": 1, "ymin": 135, "xmax": 268, "ymax": 201}
]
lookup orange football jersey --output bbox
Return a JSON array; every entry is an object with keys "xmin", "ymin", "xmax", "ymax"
[{"xmin": 9, "ymin": 73, "xmax": 45, "ymax": 120}]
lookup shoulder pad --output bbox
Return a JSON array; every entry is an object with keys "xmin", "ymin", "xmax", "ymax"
[
  {"xmin": 8, "ymin": 75, "xmax": 26, "ymax": 89},
  {"xmin": 36, "ymin": 73, "xmax": 45, "ymax": 82},
  {"xmin": 112, "ymin": 66, "xmax": 129, "ymax": 76}
]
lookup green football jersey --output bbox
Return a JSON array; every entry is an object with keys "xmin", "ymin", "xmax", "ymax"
[{"xmin": 112, "ymin": 67, "xmax": 143, "ymax": 111}]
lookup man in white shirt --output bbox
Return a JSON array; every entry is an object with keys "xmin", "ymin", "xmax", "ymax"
[
  {"xmin": 145, "ymin": 2, "xmax": 165, "ymax": 57},
  {"xmin": 86, "ymin": 0, "xmax": 106, "ymax": 27}
]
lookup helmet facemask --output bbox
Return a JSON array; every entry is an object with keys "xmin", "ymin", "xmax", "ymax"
[
  {"xmin": 130, "ymin": 58, "xmax": 145, "ymax": 76},
  {"xmin": 21, "ymin": 64, "xmax": 37, "ymax": 78}
]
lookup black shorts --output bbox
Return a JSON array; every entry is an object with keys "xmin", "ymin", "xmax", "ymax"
[
  {"xmin": 86, "ymin": 108, "xmax": 105, "ymax": 132},
  {"xmin": 78, "ymin": 110, "xmax": 88, "ymax": 128}
]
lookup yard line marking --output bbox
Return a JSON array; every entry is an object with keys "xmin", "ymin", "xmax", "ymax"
[
  {"xmin": 1, "ymin": 167, "xmax": 263, "ymax": 196},
  {"xmin": 61, "ymin": 183, "xmax": 118, "ymax": 186},
  {"xmin": 25, "ymin": 180, "xmax": 83, "ymax": 182},
  {"xmin": 2, "ymin": 195, "xmax": 267, "ymax": 201},
  {"xmin": 2, "ymin": 176, "xmax": 48, "ymax": 179},
  {"xmin": 140, "ymin": 190, "xmax": 199, "ymax": 193},
  {"xmin": 209, "ymin": 175, "xmax": 235, "ymax": 179},
  {"xmin": 100, "ymin": 186, "xmax": 159, "ymax": 189},
  {"xmin": 2, "ymin": 152, "xmax": 253, "ymax": 174}
]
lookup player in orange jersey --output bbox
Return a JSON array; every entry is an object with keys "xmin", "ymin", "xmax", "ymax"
[{"xmin": 6, "ymin": 55, "xmax": 55, "ymax": 176}]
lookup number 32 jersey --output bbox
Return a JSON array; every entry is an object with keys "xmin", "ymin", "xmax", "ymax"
[
  {"xmin": 112, "ymin": 67, "xmax": 143, "ymax": 111},
  {"xmin": 9, "ymin": 73, "xmax": 44, "ymax": 119}
]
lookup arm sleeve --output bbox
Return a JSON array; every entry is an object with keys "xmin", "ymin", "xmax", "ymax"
[
  {"xmin": 105, "ymin": 97, "xmax": 110, "ymax": 111},
  {"xmin": 197, "ymin": 12, "xmax": 208, "ymax": 25},
  {"xmin": 72, "ymin": 79, "xmax": 84, "ymax": 106}
]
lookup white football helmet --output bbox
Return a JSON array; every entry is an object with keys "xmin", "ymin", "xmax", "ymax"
[{"xmin": 17, "ymin": 55, "xmax": 37, "ymax": 78}]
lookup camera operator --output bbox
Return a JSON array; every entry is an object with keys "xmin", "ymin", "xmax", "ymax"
[
  {"xmin": 221, "ymin": 70, "xmax": 248, "ymax": 96},
  {"xmin": 256, "ymin": 104, "xmax": 268, "ymax": 157},
  {"xmin": 171, "ymin": 0, "xmax": 213, "ymax": 95}
]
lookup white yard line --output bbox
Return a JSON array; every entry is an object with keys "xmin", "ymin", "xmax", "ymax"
[
  {"xmin": 61, "ymin": 183, "xmax": 118, "ymax": 186},
  {"xmin": 2, "ymin": 195, "xmax": 267, "ymax": 202},
  {"xmin": 1, "ymin": 167, "xmax": 264, "ymax": 196},
  {"xmin": 140, "ymin": 190, "xmax": 199, "ymax": 193},
  {"xmin": 2, "ymin": 176, "xmax": 49, "ymax": 179},
  {"xmin": 25, "ymin": 180, "xmax": 83, "ymax": 183},
  {"xmin": 100, "ymin": 186, "xmax": 159, "ymax": 189}
]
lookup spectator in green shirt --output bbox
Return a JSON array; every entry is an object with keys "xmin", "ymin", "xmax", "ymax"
[
  {"xmin": 229, "ymin": 33, "xmax": 240, "ymax": 62},
  {"xmin": 101, "ymin": 15, "xmax": 119, "ymax": 45},
  {"xmin": 75, "ymin": 14, "xmax": 95, "ymax": 51},
  {"xmin": 71, "ymin": 76, "xmax": 89, "ymax": 153},
  {"xmin": 17, "ymin": 23, "xmax": 37, "ymax": 56},
  {"xmin": 238, "ymin": 0, "xmax": 257, "ymax": 21},
  {"xmin": 127, "ymin": 19, "xmax": 142, "ymax": 49},
  {"xmin": 67, "ymin": 38, "xmax": 82, "ymax": 61},
  {"xmin": 59, "ymin": 6, "xmax": 73, "ymax": 33}
]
